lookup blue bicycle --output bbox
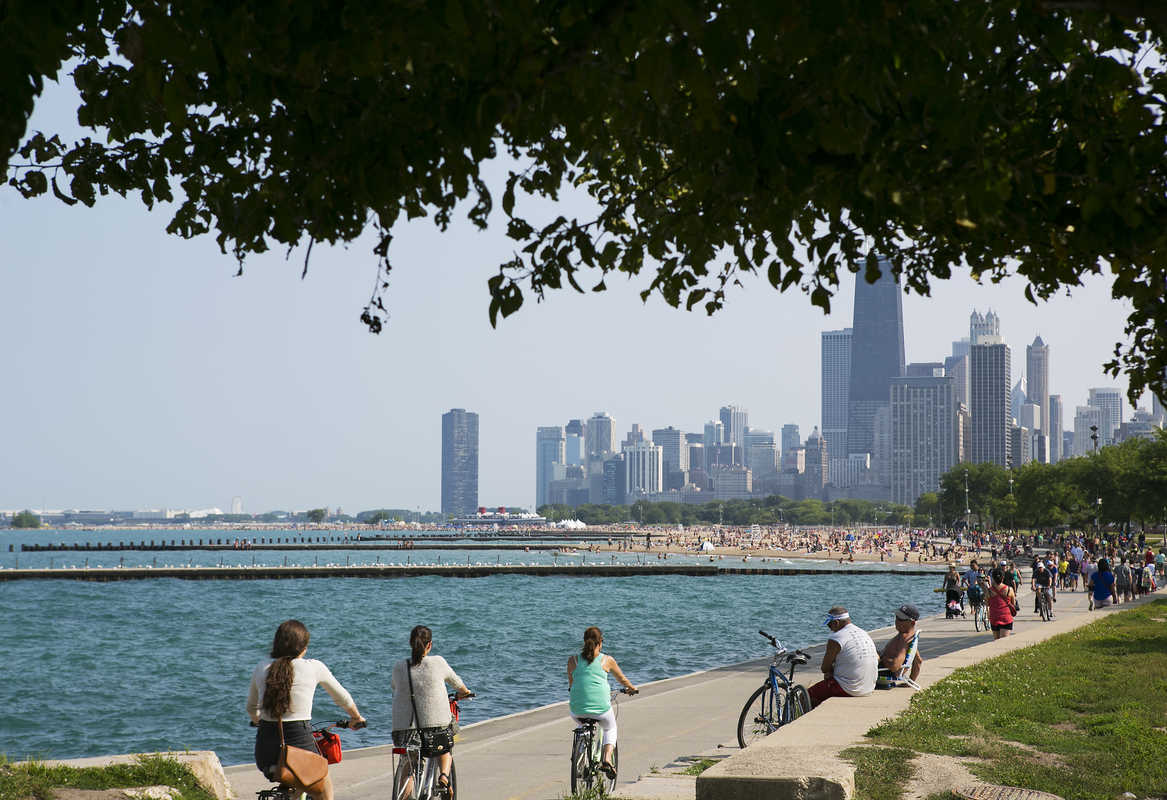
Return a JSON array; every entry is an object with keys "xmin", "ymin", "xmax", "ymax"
[{"xmin": 736, "ymin": 630, "xmax": 812, "ymax": 748}]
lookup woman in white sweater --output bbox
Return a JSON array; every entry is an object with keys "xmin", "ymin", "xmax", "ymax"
[
  {"xmin": 391, "ymin": 625, "xmax": 473, "ymax": 798},
  {"xmin": 247, "ymin": 620, "xmax": 365, "ymax": 800}
]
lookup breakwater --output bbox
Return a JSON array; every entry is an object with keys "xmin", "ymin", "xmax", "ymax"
[
  {"xmin": 16, "ymin": 540, "xmax": 571, "ymax": 552},
  {"xmin": 0, "ymin": 564, "xmax": 944, "ymax": 581}
]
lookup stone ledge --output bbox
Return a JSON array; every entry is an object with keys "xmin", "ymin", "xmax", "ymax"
[{"xmin": 27, "ymin": 752, "xmax": 233, "ymax": 800}]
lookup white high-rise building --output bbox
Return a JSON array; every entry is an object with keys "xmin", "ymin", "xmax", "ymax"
[
  {"xmin": 821, "ymin": 328, "xmax": 852, "ymax": 463},
  {"xmin": 1073, "ymin": 406, "xmax": 1105, "ymax": 457},
  {"xmin": 623, "ymin": 441, "xmax": 663, "ymax": 497},
  {"xmin": 231, "ymin": 496, "xmax": 244, "ymax": 515},
  {"xmin": 1049, "ymin": 395, "xmax": 1064, "ymax": 462},
  {"xmin": 1026, "ymin": 336, "xmax": 1050, "ymax": 439},
  {"xmin": 703, "ymin": 420, "xmax": 725, "ymax": 448},
  {"xmin": 719, "ymin": 405, "xmax": 749, "ymax": 446},
  {"xmin": 1087, "ymin": 387, "xmax": 1124, "ymax": 445}
]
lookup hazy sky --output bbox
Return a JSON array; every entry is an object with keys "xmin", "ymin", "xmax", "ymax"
[{"xmin": 1, "ymin": 80, "xmax": 1145, "ymax": 513}]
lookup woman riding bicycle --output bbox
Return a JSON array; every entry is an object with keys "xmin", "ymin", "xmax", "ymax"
[
  {"xmin": 247, "ymin": 620, "xmax": 365, "ymax": 800},
  {"xmin": 567, "ymin": 626, "xmax": 637, "ymax": 779},
  {"xmin": 391, "ymin": 625, "xmax": 473, "ymax": 799}
]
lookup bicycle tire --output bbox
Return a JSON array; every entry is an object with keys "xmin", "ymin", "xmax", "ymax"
[
  {"xmin": 446, "ymin": 761, "xmax": 457, "ymax": 800},
  {"xmin": 570, "ymin": 731, "xmax": 589, "ymax": 794},
  {"xmin": 787, "ymin": 685, "xmax": 811, "ymax": 722},
  {"xmin": 737, "ymin": 684, "xmax": 778, "ymax": 748},
  {"xmin": 1039, "ymin": 594, "xmax": 1050, "ymax": 621},
  {"xmin": 972, "ymin": 603, "xmax": 983, "ymax": 631}
]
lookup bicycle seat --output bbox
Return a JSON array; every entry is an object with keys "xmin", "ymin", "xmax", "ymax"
[{"xmin": 787, "ymin": 652, "xmax": 810, "ymax": 665}]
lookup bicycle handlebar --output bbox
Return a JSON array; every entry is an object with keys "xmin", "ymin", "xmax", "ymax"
[
  {"xmin": 620, "ymin": 687, "xmax": 639, "ymax": 696},
  {"xmin": 335, "ymin": 719, "xmax": 367, "ymax": 730},
  {"xmin": 758, "ymin": 629, "xmax": 779, "ymax": 648}
]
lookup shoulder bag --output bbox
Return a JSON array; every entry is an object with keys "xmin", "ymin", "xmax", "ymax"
[
  {"xmin": 407, "ymin": 660, "xmax": 455, "ymax": 758},
  {"xmin": 275, "ymin": 719, "xmax": 329, "ymax": 793}
]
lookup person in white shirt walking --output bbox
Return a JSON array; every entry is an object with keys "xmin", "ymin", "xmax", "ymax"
[{"xmin": 807, "ymin": 606, "xmax": 879, "ymax": 708}]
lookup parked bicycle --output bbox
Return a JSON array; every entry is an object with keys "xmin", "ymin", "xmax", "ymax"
[
  {"xmin": 736, "ymin": 630, "xmax": 811, "ymax": 748},
  {"xmin": 571, "ymin": 687, "xmax": 637, "ymax": 796},
  {"xmin": 392, "ymin": 694, "xmax": 473, "ymax": 800},
  {"xmin": 254, "ymin": 719, "xmax": 365, "ymax": 800}
]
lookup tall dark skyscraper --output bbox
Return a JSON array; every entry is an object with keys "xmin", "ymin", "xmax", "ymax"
[
  {"xmin": 846, "ymin": 263, "xmax": 906, "ymax": 458},
  {"xmin": 441, "ymin": 409, "xmax": 479, "ymax": 516}
]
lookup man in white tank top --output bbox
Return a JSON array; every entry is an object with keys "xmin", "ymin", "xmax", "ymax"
[{"xmin": 806, "ymin": 606, "xmax": 878, "ymax": 708}]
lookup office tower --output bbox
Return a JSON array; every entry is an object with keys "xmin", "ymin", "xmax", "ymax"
[
  {"xmin": 847, "ymin": 264, "xmax": 906, "ymax": 458},
  {"xmin": 745, "ymin": 429, "xmax": 778, "ymax": 480},
  {"xmin": 685, "ymin": 432, "xmax": 704, "ymax": 445},
  {"xmin": 952, "ymin": 338, "xmax": 971, "ymax": 358},
  {"xmin": 944, "ymin": 353, "xmax": 969, "ymax": 410},
  {"xmin": 1063, "ymin": 430, "xmax": 1074, "ymax": 460},
  {"xmin": 563, "ymin": 419, "xmax": 586, "ymax": 466},
  {"xmin": 712, "ymin": 465, "xmax": 752, "ymax": 500},
  {"xmin": 890, "ymin": 375, "xmax": 959, "ymax": 506},
  {"xmin": 687, "ymin": 442, "xmax": 706, "ymax": 473},
  {"xmin": 707, "ymin": 443, "xmax": 743, "ymax": 470},
  {"xmin": 1020, "ymin": 403, "xmax": 1041, "ymax": 433},
  {"xmin": 970, "ymin": 342, "xmax": 1012, "ymax": 466},
  {"xmin": 585, "ymin": 413, "xmax": 616, "ymax": 460},
  {"xmin": 602, "ymin": 453, "xmax": 627, "ymax": 505},
  {"xmin": 719, "ymin": 405, "xmax": 749, "ymax": 446},
  {"xmin": 821, "ymin": 328, "xmax": 852, "ymax": 462},
  {"xmin": 652, "ymin": 426, "xmax": 689, "ymax": 489},
  {"xmin": 781, "ymin": 424, "xmax": 801, "ymax": 455},
  {"xmin": 441, "ymin": 409, "xmax": 479, "ymax": 516},
  {"xmin": 957, "ymin": 403, "xmax": 971, "ymax": 462},
  {"xmin": 1027, "ymin": 336, "xmax": 1050, "ymax": 433},
  {"xmin": 623, "ymin": 440, "xmax": 663, "ymax": 497},
  {"xmin": 1073, "ymin": 406, "xmax": 1105, "ymax": 456},
  {"xmin": 970, "ymin": 309, "xmax": 1001, "ymax": 345},
  {"xmin": 872, "ymin": 405, "xmax": 893, "ymax": 487},
  {"xmin": 907, "ymin": 362, "xmax": 944, "ymax": 377},
  {"xmin": 1011, "ymin": 378, "xmax": 1027, "ymax": 426},
  {"xmin": 1049, "ymin": 395, "xmax": 1064, "ymax": 462},
  {"xmin": 230, "ymin": 496, "xmax": 244, "ymax": 515},
  {"xmin": 1087, "ymin": 387, "xmax": 1124, "ymax": 444},
  {"xmin": 703, "ymin": 420, "xmax": 725, "ymax": 448},
  {"xmin": 1010, "ymin": 425, "xmax": 1032, "ymax": 465},
  {"xmin": 802, "ymin": 427, "xmax": 829, "ymax": 499},
  {"xmin": 622, "ymin": 423, "xmax": 646, "ymax": 448},
  {"xmin": 535, "ymin": 426, "xmax": 565, "ymax": 509}
]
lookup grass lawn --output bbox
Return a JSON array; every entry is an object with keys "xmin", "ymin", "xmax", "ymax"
[
  {"xmin": 848, "ymin": 599, "xmax": 1167, "ymax": 800},
  {"xmin": 0, "ymin": 756, "xmax": 217, "ymax": 800}
]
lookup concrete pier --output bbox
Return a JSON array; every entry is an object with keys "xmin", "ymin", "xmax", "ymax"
[{"xmin": 0, "ymin": 564, "xmax": 943, "ymax": 581}]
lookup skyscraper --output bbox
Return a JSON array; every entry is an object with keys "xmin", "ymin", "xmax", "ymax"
[
  {"xmin": 781, "ymin": 424, "xmax": 801, "ymax": 454},
  {"xmin": 585, "ymin": 412, "xmax": 616, "ymax": 460},
  {"xmin": 1073, "ymin": 405, "xmax": 1105, "ymax": 456},
  {"xmin": 970, "ymin": 341, "xmax": 1012, "ymax": 466},
  {"xmin": 441, "ymin": 409, "xmax": 479, "ymax": 516},
  {"xmin": 1011, "ymin": 378, "xmax": 1027, "ymax": 426},
  {"xmin": 1026, "ymin": 336, "xmax": 1050, "ymax": 435},
  {"xmin": 744, "ymin": 429, "xmax": 778, "ymax": 480},
  {"xmin": 651, "ymin": 426, "xmax": 689, "ymax": 489},
  {"xmin": 944, "ymin": 352, "xmax": 969, "ymax": 410},
  {"xmin": 821, "ymin": 327, "xmax": 852, "ymax": 463},
  {"xmin": 1049, "ymin": 394, "xmax": 1064, "ymax": 462},
  {"xmin": 564, "ymin": 418, "xmax": 586, "ymax": 466},
  {"xmin": 623, "ymin": 440, "xmax": 663, "ymax": 497},
  {"xmin": 719, "ymin": 405, "xmax": 749, "ymax": 447},
  {"xmin": 846, "ymin": 264, "xmax": 906, "ymax": 458},
  {"xmin": 969, "ymin": 310, "xmax": 1001, "ymax": 345},
  {"xmin": 535, "ymin": 426, "xmax": 564, "ymax": 509},
  {"xmin": 802, "ymin": 427, "xmax": 829, "ymax": 499},
  {"xmin": 890, "ymin": 375, "xmax": 959, "ymax": 506},
  {"xmin": 703, "ymin": 420, "xmax": 725, "ymax": 449},
  {"xmin": 1087, "ymin": 387, "xmax": 1124, "ymax": 445}
]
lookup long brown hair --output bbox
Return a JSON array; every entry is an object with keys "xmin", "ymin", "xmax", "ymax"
[
  {"xmin": 581, "ymin": 626, "xmax": 602, "ymax": 663},
  {"xmin": 410, "ymin": 625, "xmax": 432, "ymax": 666},
  {"xmin": 262, "ymin": 619, "xmax": 310, "ymax": 718}
]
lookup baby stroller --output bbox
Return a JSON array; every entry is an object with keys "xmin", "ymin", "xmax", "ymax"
[{"xmin": 945, "ymin": 588, "xmax": 965, "ymax": 618}]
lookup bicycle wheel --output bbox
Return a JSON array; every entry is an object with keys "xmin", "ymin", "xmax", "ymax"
[
  {"xmin": 972, "ymin": 604, "xmax": 983, "ymax": 631},
  {"xmin": 737, "ymin": 684, "xmax": 778, "ymax": 748},
  {"xmin": 1039, "ymin": 595, "xmax": 1050, "ymax": 621},
  {"xmin": 786, "ymin": 685, "xmax": 811, "ymax": 722},
  {"xmin": 570, "ymin": 732, "xmax": 590, "ymax": 794},
  {"xmin": 446, "ymin": 761, "xmax": 456, "ymax": 800}
]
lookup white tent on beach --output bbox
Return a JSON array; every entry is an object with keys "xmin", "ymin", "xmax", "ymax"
[{"xmin": 699, "ymin": 540, "xmax": 715, "ymax": 552}]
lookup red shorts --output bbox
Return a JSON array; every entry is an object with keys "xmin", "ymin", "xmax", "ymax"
[{"xmin": 807, "ymin": 677, "xmax": 851, "ymax": 708}]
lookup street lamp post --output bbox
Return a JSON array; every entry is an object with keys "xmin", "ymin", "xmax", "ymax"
[
  {"xmin": 1007, "ymin": 459, "xmax": 1014, "ymax": 533},
  {"xmin": 1090, "ymin": 424, "xmax": 1099, "ymax": 454},
  {"xmin": 1095, "ymin": 497, "xmax": 1102, "ymax": 541},
  {"xmin": 964, "ymin": 468, "xmax": 971, "ymax": 530}
]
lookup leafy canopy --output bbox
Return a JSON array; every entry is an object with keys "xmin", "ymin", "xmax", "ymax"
[{"xmin": 5, "ymin": 1, "xmax": 1167, "ymax": 402}]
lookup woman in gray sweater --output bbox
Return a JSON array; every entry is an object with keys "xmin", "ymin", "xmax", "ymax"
[{"xmin": 391, "ymin": 626, "xmax": 473, "ymax": 798}]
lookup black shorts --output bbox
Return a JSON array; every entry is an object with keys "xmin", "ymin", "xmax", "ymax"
[
  {"xmin": 991, "ymin": 622, "xmax": 1013, "ymax": 632},
  {"xmin": 255, "ymin": 720, "xmax": 319, "ymax": 779}
]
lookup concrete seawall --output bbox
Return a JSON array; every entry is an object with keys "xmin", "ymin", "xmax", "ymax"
[{"xmin": 0, "ymin": 564, "xmax": 943, "ymax": 581}]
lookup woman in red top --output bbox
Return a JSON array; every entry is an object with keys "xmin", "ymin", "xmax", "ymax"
[{"xmin": 987, "ymin": 567, "xmax": 1016, "ymax": 640}]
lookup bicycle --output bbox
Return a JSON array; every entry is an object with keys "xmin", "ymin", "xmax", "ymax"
[
  {"xmin": 1036, "ymin": 586, "xmax": 1054, "ymax": 621},
  {"xmin": 254, "ymin": 719, "xmax": 364, "ymax": 800},
  {"xmin": 571, "ymin": 687, "xmax": 638, "ymax": 796},
  {"xmin": 967, "ymin": 585, "xmax": 988, "ymax": 632},
  {"xmin": 736, "ymin": 630, "xmax": 811, "ymax": 749},
  {"xmin": 392, "ymin": 694, "xmax": 473, "ymax": 800}
]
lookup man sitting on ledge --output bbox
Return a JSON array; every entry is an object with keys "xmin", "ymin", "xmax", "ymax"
[
  {"xmin": 877, "ymin": 604, "xmax": 924, "ymax": 688},
  {"xmin": 807, "ymin": 606, "xmax": 878, "ymax": 708}
]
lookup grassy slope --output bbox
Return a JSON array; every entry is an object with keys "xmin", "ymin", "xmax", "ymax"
[
  {"xmin": 0, "ymin": 756, "xmax": 217, "ymax": 800},
  {"xmin": 849, "ymin": 599, "xmax": 1167, "ymax": 800}
]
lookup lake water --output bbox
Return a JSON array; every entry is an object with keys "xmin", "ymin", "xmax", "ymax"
[{"xmin": 1, "ymin": 530, "xmax": 943, "ymax": 765}]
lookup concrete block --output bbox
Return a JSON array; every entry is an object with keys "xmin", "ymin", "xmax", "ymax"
[
  {"xmin": 30, "ymin": 752, "xmax": 234, "ymax": 800},
  {"xmin": 697, "ymin": 745, "xmax": 854, "ymax": 800}
]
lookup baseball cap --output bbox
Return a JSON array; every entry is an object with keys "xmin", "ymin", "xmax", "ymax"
[{"xmin": 894, "ymin": 604, "xmax": 920, "ymax": 622}]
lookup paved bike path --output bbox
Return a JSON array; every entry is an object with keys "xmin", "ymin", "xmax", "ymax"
[{"xmin": 224, "ymin": 586, "xmax": 1084, "ymax": 800}]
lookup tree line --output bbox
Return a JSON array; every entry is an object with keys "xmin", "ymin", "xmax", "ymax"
[
  {"xmin": 918, "ymin": 430, "xmax": 1167, "ymax": 531},
  {"xmin": 539, "ymin": 496, "xmax": 913, "ymax": 527}
]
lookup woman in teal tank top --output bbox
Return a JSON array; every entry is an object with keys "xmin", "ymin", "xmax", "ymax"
[{"xmin": 567, "ymin": 626, "xmax": 638, "ymax": 778}]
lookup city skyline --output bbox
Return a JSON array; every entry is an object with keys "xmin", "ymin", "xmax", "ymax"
[{"xmin": 2, "ymin": 89, "xmax": 1157, "ymax": 512}]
